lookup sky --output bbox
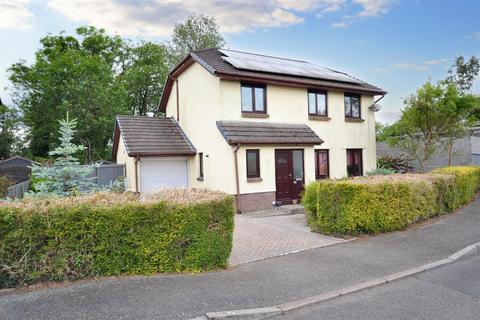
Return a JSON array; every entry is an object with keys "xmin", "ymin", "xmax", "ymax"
[{"xmin": 0, "ymin": 0, "xmax": 479, "ymax": 124}]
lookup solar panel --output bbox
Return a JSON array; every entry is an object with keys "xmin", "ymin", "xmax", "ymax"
[{"xmin": 219, "ymin": 49, "xmax": 363, "ymax": 84}]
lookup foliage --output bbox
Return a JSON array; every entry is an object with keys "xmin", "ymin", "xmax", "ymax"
[
  {"xmin": 8, "ymin": 27, "xmax": 130, "ymax": 162},
  {"xmin": 0, "ymin": 176, "xmax": 14, "ymax": 198},
  {"xmin": 431, "ymin": 166, "xmax": 480, "ymax": 210},
  {"xmin": 167, "ymin": 15, "xmax": 225, "ymax": 66},
  {"xmin": 303, "ymin": 166, "xmax": 480, "ymax": 236},
  {"xmin": 0, "ymin": 191, "xmax": 235, "ymax": 288},
  {"xmin": 446, "ymin": 55, "xmax": 480, "ymax": 93},
  {"xmin": 377, "ymin": 155, "xmax": 414, "ymax": 173},
  {"xmin": 375, "ymin": 121, "xmax": 389, "ymax": 142},
  {"xmin": 387, "ymin": 81, "xmax": 452, "ymax": 172},
  {"xmin": 0, "ymin": 102, "xmax": 18, "ymax": 159},
  {"xmin": 365, "ymin": 168, "xmax": 397, "ymax": 176},
  {"xmin": 8, "ymin": 17, "xmax": 226, "ymax": 160},
  {"xmin": 436, "ymin": 82, "xmax": 478, "ymax": 165},
  {"xmin": 118, "ymin": 42, "xmax": 169, "ymax": 116},
  {"xmin": 30, "ymin": 113, "xmax": 96, "ymax": 196}
]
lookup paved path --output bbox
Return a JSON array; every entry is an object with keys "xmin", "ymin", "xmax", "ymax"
[
  {"xmin": 229, "ymin": 213, "xmax": 345, "ymax": 266},
  {"xmin": 270, "ymin": 253, "xmax": 480, "ymax": 319},
  {"xmin": 1, "ymin": 197, "xmax": 479, "ymax": 320}
]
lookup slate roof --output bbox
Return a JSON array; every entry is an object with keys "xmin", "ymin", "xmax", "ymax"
[
  {"xmin": 216, "ymin": 121, "xmax": 324, "ymax": 145},
  {"xmin": 159, "ymin": 48, "xmax": 386, "ymax": 112},
  {"xmin": 114, "ymin": 116, "xmax": 196, "ymax": 158}
]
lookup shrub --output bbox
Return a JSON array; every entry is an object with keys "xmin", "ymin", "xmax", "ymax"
[
  {"xmin": 304, "ymin": 167, "xmax": 480, "ymax": 236},
  {"xmin": 432, "ymin": 166, "xmax": 480, "ymax": 210},
  {"xmin": 377, "ymin": 155, "xmax": 414, "ymax": 173},
  {"xmin": 0, "ymin": 190, "xmax": 235, "ymax": 288},
  {"xmin": 0, "ymin": 176, "xmax": 14, "ymax": 198},
  {"xmin": 365, "ymin": 168, "xmax": 397, "ymax": 176}
]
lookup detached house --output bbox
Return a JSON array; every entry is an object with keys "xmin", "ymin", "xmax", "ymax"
[{"xmin": 113, "ymin": 48, "xmax": 386, "ymax": 212}]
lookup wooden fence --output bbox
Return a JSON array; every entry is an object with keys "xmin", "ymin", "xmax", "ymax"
[
  {"xmin": 6, "ymin": 180, "xmax": 31, "ymax": 199},
  {"xmin": 89, "ymin": 164, "xmax": 125, "ymax": 187},
  {"xmin": 4, "ymin": 164, "xmax": 125, "ymax": 199}
]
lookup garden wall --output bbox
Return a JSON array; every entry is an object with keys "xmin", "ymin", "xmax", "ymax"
[
  {"xmin": 0, "ymin": 189, "xmax": 235, "ymax": 288},
  {"xmin": 303, "ymin": 166, "xmax": 480, "ymax": 236}
]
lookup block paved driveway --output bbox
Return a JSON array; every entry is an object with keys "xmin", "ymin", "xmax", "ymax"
[{"xmin": 229, "ymin": 211, "xmax": 346, "ymax": 266}]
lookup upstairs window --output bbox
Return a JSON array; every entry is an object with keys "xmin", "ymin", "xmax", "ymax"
[
  {"xmin": 241, "ymin": 84, "xmax": 266, "ymax": 113},
  {"xmin": 344, "ymin": 94, "xmax": 361, "ymax": 118},
  {"xmin": 246, "ymin": 149, "xmax": 260, "ymax": 178},
  {"xmin": 346, "ymin": 149, "xmax": 363, "ymax": 177},
  {"xmin": 308, "ymin": 91, "xmax": 327, "ymax": 116},
  {"xmin": 315, "ymin": 150, "xmax": 329, "ymax": 179}
]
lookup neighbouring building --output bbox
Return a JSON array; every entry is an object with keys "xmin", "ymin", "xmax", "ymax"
[
  {"xmin": 0, "ymin": 156, "xmax": 39, "ymax": 184},
  {"xmin": 112, "ymin": 48, "xmax": 386, "ymax": 212},
  {"xmin": 377, "ymin": 126, "xmax": 480, "ymax": 172}
]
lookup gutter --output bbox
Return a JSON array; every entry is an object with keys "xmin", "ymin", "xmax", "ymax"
[
  {"xmin": 233, "ymin": 144, "xmax": 241, "ymax": 214},
  {"xmin": 373, "ymin": 94, "xmax": 386, "ymax": 105},
  {"xmin": 134, "ymin": 156, "xmax": 140, "ymax": 193},
  {"xmin": 175, "ymin": 78, "xmax": 180, "ymax": 122}
]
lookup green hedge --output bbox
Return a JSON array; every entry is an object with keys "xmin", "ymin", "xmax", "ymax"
[
  {"xmin": 0, "ymin": 193, "xmax": 234, "ymax": 288},
  {"xmin": 304, "ymin": 166, "xmax": 480, "ymax": 236}
]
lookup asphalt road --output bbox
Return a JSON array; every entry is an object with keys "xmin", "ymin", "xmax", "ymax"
[
  {"xmin": 1, "ymin": 197, "xmax": 479, "ymax": 320},
  {"xmin": 270, "ymin": 254, "xmax": 480, "ymax": 320}
]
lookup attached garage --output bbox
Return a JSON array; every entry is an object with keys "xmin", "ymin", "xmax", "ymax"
[
  {"xmin": 139, "ymin": 157, "xmax": 188, "ymax": 192},
  {"xmin": 112, "ymin": 116, "xmax": 196, "ymax": 193}
]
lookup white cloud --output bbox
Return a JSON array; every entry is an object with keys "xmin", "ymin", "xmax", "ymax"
[
  {"xmin": 467, "ymin": 32, "xmax": 480, "ymax": 40},
  {"xmin": 331, "ymin": 22, "xmax": 349, "ymax": 28},
  {"xmin": 0, "ymin": 0, "xmax": 33, "ymax": 30},
  {"xmin": 353, "ymin": 0, "xmax": 394, "ymax": 17},
  {"xmin": 423, "ymin": 58, "xmax": 448, "ymax": 65},
  {"xmin": 47, "ymin": 0, "xmax": 347, "ymax": 37},
  {"xmin": 394, "ymin": 63, "xmax": 429, "ymax": 71},
  {"xmin": 45, "ymin": 0, "xmax": 398, "ymax": 36}
]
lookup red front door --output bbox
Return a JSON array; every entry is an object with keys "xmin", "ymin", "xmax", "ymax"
[{"xmin": 275, "ymin": 149, "xmax": 304, "ymax": 204}]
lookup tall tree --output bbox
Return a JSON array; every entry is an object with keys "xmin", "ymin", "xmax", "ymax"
[
  {"xmin": 31, "ymin": 113, "xmax": 96, "ymax": 196},
  {"xmin": 437, "ymin": 82, "xmax": 478, "ymax": 165},
  {"xmin": 8, "ymin": 27, "xmax": 129, "ymax": 162},
  {"xmin": 446, "ymin": 55, "xmax": 480, "ymax": 93},
  {"xmin": 167, "ymin": 15, "xmax": 225, "ymax": 66},
  {"xmin": 118, "ymin": 42, "xmax": 169, "ymax": 116},
  {"xmin": 0, "ymin": 99, "xmax": 18, "ymax": 159},
  {"xmin": 387, "ymin": 81, "xmax": 449, "ymax": 172}
]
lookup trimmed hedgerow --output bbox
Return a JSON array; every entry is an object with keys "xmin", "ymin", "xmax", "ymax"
[
  {"xmin": 432, "ymin": 166, "xmax": 480, "ymax": 210},
  {"xmin": 304, "ymin": 166, "xmax": 480, "ymax": 236},
  {"xmin": 0, "ymin": 190, "xmax": 234, "ymax": 288}
]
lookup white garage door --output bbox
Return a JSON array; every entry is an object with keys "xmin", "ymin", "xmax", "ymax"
[{"xmin": 140, "ymin": 158, "xmax": 188, "ymax": 192}]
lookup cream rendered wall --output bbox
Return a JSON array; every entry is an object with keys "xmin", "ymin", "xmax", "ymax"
[
  {"xmin": 166, "ymin": 63, "xmax": 237, "ymax": 194},
  {"xmin": 165, "ymin": 61, "xmax": 378, "ymax": 197},
  {"xmin": 116, "ymin": 135, "xmax": 137, "ymax": 192},
  {"xmin": 219, "ymin": 81, "xmax": 377, "ymax": 180}
]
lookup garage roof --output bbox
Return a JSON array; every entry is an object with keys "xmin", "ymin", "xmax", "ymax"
[
  {"xmin": 216, "ymin": 121, "xmax": 324, "ymax": 145},
  {"xmin": 113, "ymin": 116, "xmax": 196, "ymax": 160}
]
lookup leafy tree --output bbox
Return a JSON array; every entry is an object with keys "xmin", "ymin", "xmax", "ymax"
[
  {"xmin": 30, "ymin": 113, "xmax": 96, "ymax": 196},
  {"xmin": 388, "ymin": 81, "xmax": 449, "ymax": 172},
  {"xmin": 0, "ymin": 99, "xmax": 18, "ymax": 159},
  {"xmin": 446, "ymin": 55, "xmax": 480, "ymax": 93},
  {"xmin": 375, "ymin": 121, "xmax": 389, "ymax": 141},
  {"xmin": 439, "ymin": 83, "xmax": 478, "ymax": 165},
  {"xmin": 8, "ymin": 27, "xmax": 129, "ymax": 162},
  {"xmin": 118, "ymin": 42, "xmax": 169, "ymax": 115},
  {"xmin": 167, "ymin": 15, "xmax": 225, "ymax": 66}
]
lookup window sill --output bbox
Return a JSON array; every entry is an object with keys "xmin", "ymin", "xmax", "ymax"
[
  {"xmin": 345, "ymin": 118, "xmax": 365, "ymax": 123},
  {"xmin": 309, "ymin": 115, "xmax": 331, "ymax": 121},
  {"xmin": 247, "ymin": 177, "xmax": 263, "ymax": 182},
  {"xmin": 242, "ymin": 112, "xmax": 269, "ymax": 118},
  {"xmin": 196, "ymin": 177, "xmax": 204, "ymax": 181}
]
